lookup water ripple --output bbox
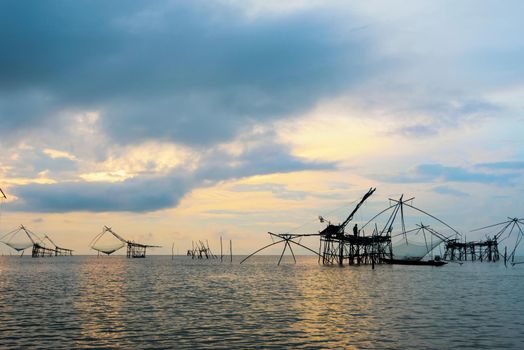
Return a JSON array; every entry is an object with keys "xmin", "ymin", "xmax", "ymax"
[{"xmin": 0, "ymin": 256, "xmax": 523, "ymax": 349}]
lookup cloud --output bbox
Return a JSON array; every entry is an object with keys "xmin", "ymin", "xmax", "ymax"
[
  {"xmin": 432, "ymin": 186, "xmax": 469, "ymax": 197},
  {"xmin": 6, "ymin": 140, "xmax": 334, "ymax": 212},
  {"xmin": 394, "ymin": 124, "xmax": 439, "ymax": 137},
  {"xmin": 230, "ymin": 183, "xmax": 309, "ymax": 201},
  {"xmin": 417, "ymin": 164, "xmax": 511, "ymax": 184},
  {"xmin": 205, "ymin": 209, "xmax": 273, "ymax": 217},
  {"xmin": 476, "ymin": 161, "xmax": 524, "ymax": 170},
  {"xmin": 1, "ymin": 0, "xmax": 521, "ymax": 152},
  {"xmin": 378, "ymin": 163, "xmax": 519, "ymax": 185},
  {"xmin": 193, "ymin": 133, "xmax": 335, "ymax": 183},
  {"xmin": 8, "ymin": 175, "xmax": 187, "ymax": 213},
  {"xmin": 2, "ymin": 0, "xmax": 524, "ymax": 217},
  {"xmin": 0, "ymin": 0, "xmax": 371, "ymax": 147},
  {"xmin": 367, "ymin": 90, "xmax": 501, "ymax": 138},
  {"xmin": 230, "ymin": 182, "xmax": 349, "ymax": 201},
  {"xmin": 3, "ymin": 148, "xmax": 78, "ymax": 179}
]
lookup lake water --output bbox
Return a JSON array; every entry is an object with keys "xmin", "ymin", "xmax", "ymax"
[{"xmin": 0, "ymin": 255, "xmax": 523, "ymax": 349}]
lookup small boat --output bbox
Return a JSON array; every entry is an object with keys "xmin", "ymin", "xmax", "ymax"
[{"xmin": 380, "ymin": 257, "xmax": 447, "ymax": 266}]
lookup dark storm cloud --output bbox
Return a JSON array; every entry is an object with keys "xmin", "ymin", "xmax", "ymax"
[
  {"xmin": 9, "ymin": 175, "xmax": 187, "ymax": 213},
  {"xmin": 7, "ymin": 141, "xmax": 334, "ymax": 212},
  {"xmin": 0, "ymin": 91, "xmax": 57, "ymax": 132},
  {"xmin": 0, "ymin": 0, "xmax": 370, "ymax": 146}
]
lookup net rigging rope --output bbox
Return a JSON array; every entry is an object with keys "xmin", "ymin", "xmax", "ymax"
[
  {"xmin": 1, "ymin": 227, "xmax": 34, "ymax": 252},
  {"xmin": 90, "ymin": 228, "xmax": 125, "ymax": 255}
]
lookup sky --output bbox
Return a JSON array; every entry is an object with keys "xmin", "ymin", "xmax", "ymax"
[{"xmin": 1, "ymin": 0, "xmax": 523, "ymax": 255}]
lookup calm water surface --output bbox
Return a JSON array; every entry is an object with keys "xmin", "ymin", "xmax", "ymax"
[{"xmin": 0, "ymin": 255, "xmax": 523, "ymax": 349}]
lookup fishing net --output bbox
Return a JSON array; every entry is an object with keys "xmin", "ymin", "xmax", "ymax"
[
  {"xmin": 392, "ymin": 236, "xmax": 443, "ymax": 260},
  {"xmin": 0, "ymin": 227, "xmax": 36, "ymax": 252},
  {"xmin": 90, "ymin": 228, "xmax": 125, "ymax": 255},
  {"xmin": 4, "ymin": 239, "xmax": 33, "ymax": 252}
]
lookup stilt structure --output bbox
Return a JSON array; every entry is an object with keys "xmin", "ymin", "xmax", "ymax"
[
  {"xmin": 32, "ymin": 243, "xmax": 56, "ymax": 257},
  {"xmin": 449, "ymin": 217, "xmax": 524, "ymax": 264},
  {"xmin": 0, "ymin": 225, "xmax": 73, "ymax": 257},
  {"xmin": 187, "ymin": 240, "xmax": 217, "ymax": 259},
  {"xmin": 318, "ymin": 188, "xmax": 394, "ymax": 265},
  {"xmin": 90, "ymin": 226, "xmax": 160, "ymax": 258},
  {"xmin": 443, "ymin": 238, "xmax": 499, "ymax": 262},
  {"xmin": 320, "ymin": 231, "xmax": 391, "ymax": 266},
  {"xmin": 43, "ymin": 234, "xmax": 73, "ymax": 256},
  {"xmin": 126, "ymin": 242, "xmax": 149, "ymax": 258},
  {"xmin": 242, "ymin": 189, "xmax": 459, "ymax": 267},
  {"xmin": 241, "ymin": 188, "xmax": 386, "ymax": 266},
  {"xmin": 360, "ymin": 195, "xmax": 460, "ymax": 266}
]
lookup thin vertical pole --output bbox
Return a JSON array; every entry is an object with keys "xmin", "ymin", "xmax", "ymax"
[
  {"xmin": 230, "ymin": 240, "xmax": 233, "ymax": 263},
  {"xmin": 172, "ymin": 242, "xmax": 174, "ymax": 260},
  {"xmin": 287, "ymin": 240, "xmax": 297, "ymax": 263},
  {"xmin": 220, "ymin": 236, "xmax": 223, "ymax": 262},
  {"xmin": 338, "ymin": 239, "xmax": 344, "ymax": 266},
  {"xmin": 277, "ymin": 241, "xmax": 288, "ymax": 266},
  {"xmin": 318, "ymin": 240, "xmax": 322, "ymax": 265},
  {"xmin": 371, "ymin": 233, "xmax": 375, "ymax": 269}
]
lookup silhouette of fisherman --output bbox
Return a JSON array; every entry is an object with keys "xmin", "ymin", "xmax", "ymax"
[{"xmin": 353, "ymin": 223, "xmax": 358, "ymax": 237}]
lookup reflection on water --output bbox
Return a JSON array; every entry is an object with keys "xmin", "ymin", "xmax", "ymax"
[{"xmin": 0, "ymin": 256, "xmax": 524, "ymax": 349}]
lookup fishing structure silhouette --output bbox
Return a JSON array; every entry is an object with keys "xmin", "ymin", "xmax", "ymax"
[
  {"xmin": 0, "ymin": 224, "xmax": 73, "ymax": 257},
  {"xmin": 0, "ymin": 185, "xmax": 523, "ymax": 266},
  {"xmin": 89, "ymin": 226, "xmax": 160, "ymax": 258}
]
